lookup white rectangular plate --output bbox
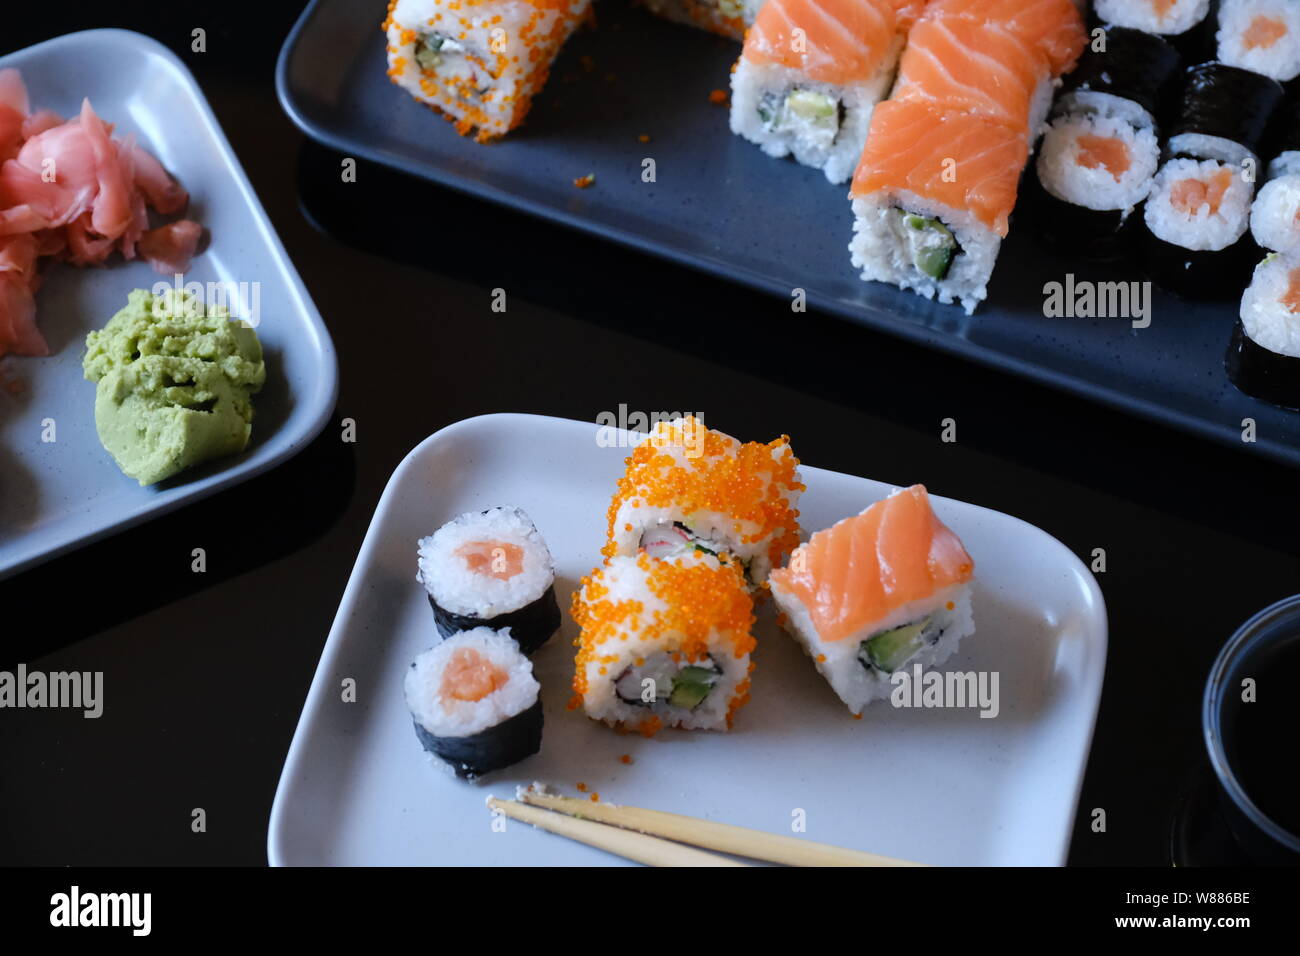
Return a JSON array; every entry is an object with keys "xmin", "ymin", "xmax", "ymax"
[
  {"xmin": 269, "ymin": 413, "xmax": 1107, "ymax": 866},
  {"xmin": 0, "ymin": 30, "xmax": 337, "ymax": 579}
]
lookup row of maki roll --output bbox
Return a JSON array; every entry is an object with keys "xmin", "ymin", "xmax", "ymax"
[
  {"xmin": 404, "ymin": 506, "xmax": 560, "ymax": 781},
  {"xmin": 1142, "ymin": 61, "xmax": 1283, "ymax": 297},
  {"xmin": 1031, "ymin": 27, "xmax": 1181, "ymax": 259}
]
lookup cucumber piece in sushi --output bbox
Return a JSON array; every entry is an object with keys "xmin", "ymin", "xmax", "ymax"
[
  {"xmin": 416, "ymin": 506, "xmax": 560, "ymax": 654},
  {"xmin": 405, "ymin": 627, "xmax": 543, "ymax": 780},
  {"xmin": 769, "ymin": 486, "xmax": 976, "ymax": 716},
  {"xmin": 1226, "ymin": 252, "xmax": 1300, "ymax": 409}
]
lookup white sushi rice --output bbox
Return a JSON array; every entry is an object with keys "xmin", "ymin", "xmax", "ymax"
[
  {"xmin": 404, "ymin": 628, "xmax": 539, "ymax": 738},
  {"xmin": 1144, "ymin": 157, "xmax": 1254, "ymax": 251},
  {"xmin": 729, "ymin": 51, "xmax": 898, "ymax": 185},
  {"xmin": 575, "ymin": 554, "xmax": 753, "ymax": 732},
  {"xmin": 1240, "ymin": 252, "xmax": 1300, "ymax": 357},
  {"xmin": 849, "ymin": 193, "xmax": 1001, "ymax": 315},
  {"xmin": 416, "ymin": 506, "xmax": 554, "ymax": 617},
  {"xmin": 1268, "ymin": 150, "xmax": 1300, "ymax": 180},
  {"xmin": 1217, "ymin": 0, "xmax": 1300, "ymax": 81},
  {"xmin": 1095, "ymin": 0, "xmax": 1210, "ymax": 36},
  {"xmin": 771, "ymin": 580, "xmax": 976, "ymax": 716},
  {"xmin": 1167, "ymin": 132, "xmax": 1258, "ymax": 169},
  {"xmin": 605, "ymin": 419, "xmax": 801, "ymax": 585},
  {"xmin": 1037, "ymin": 111, "xmax": 1160, "ymax": 213},
  {"xmin": 1251, "ymin": 175, "xmax": 1300, "ymax": 253},
  {"xmin": 1056, "ymin": 89, "xmax": 1157, "ymax": 132}
]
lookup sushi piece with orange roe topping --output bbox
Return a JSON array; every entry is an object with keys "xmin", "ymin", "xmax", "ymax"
[
  {"xmin": 405, "ymin": 628, "xmax": 543, "ymax": 779},
  {"xmin": 571, "ymin": 551, "xmax": 757, "ymax": 734},
  {"xmin": 602, "ymin": 416, "xmax": 803, "ymax": 588},
  {"xmin": 382, "ymin": 0, "xmax": 591, "ymax": 143}
]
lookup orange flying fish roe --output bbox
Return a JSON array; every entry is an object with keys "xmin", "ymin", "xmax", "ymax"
[{"xmin": 708, "ymin": 89, "xmax": 729, "ymax": 105}]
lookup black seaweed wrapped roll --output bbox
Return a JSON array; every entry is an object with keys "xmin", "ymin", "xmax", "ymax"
[{"xmin": 1226, "ymin": 252, "xmax": 1300, "ymax": 408}]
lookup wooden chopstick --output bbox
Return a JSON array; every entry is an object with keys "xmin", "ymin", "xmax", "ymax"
[
  {"xmin": 517, "ymin": 790, "xmax": 925, "ymax": 867},
  {"xmin": 486, "ymin": 797, "xmax": 749, "ymax": 867}
]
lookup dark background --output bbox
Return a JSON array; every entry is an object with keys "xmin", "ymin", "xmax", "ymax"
[{"xmin": 1, "ymin": 1, "xmax": 1296, "ymax": 866}]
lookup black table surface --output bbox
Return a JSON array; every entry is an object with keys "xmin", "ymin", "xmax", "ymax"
[{"xmin": 2, "ymin": 1, "xmax": 1297, "ymax": 867}]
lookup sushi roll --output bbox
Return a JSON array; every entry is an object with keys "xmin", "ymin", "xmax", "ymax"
[
  {"xmin": 1216, "ymin": 0, "xmax": 1300, "ymax": 82},
  {"xmin": 1165, "ymin": 63, "xmax": 1283, "ymax": 169},
  {"xmin": 890, "ymin": 16, "xmax": 1053, "ymax": 134},
  {"xmin": 1030, "ymin": 28, "xmax": 1178, "ymax": 259},
  {"xmin": 769, "ymin": 485, "xmax": 975, "ymax": 716},
  {"xmin": 1094, "ymin": 0, "xmax": 1212, "ymax": 39},
  {"xmin": 602, "ymin": 416, "xmax": 803, "ymax": 587},
  {"xmin": 849, "ymin": 98, "xmax": 1030, "ymax": 314},
  {"xmin": 638, "ymin": 0, "xmax": 762, "ymax": 41},
  {"xmin": 1143, "ymin": 63, "xmax": 1283, "ymax": 295},
  {"xmin": 1143, "ymin": 157, "xmax": 1259, "ymax": 295},
  {"xmin": 416, "ymin": 506, "xmax": 561, "ymax": 654},
  {"xmin": 729, "ymin": 0, "xmax": 904, "ymax": 185},
  {"xmin": 405, "ymin": 627, "xmax": 543, "ymax": 779},
  {"xmin": 1226, "ymin": 251, "xmax": 1300, "ymax": 408},
  {"xmin": 382, "ymin": 0, "xmax": 591, "ymax": 142},
  {"xmin": 1250, "ymin": 174, "xmax": 1300, "ymax": 253},
  {"xmin": 570, "ymin": 552, "xmax": 756, "ymax": 735}
]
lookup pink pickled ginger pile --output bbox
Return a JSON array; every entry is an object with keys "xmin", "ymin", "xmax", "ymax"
[{"xmin": 0, "ymin": 68, "xmax": 202, "ymax": 360}]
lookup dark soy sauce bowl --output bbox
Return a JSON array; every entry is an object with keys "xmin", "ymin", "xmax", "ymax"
[{"xmin": 1203, "ymin": 595, "xmax": 1300, "ymax": 864}]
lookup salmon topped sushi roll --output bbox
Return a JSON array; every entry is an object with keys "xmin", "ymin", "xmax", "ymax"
[
  {"xmin": 382, "ymin": 0, "xmax": 591, "ymax": 142},
  {"xmin": 730, "ymin": 0, "xmax": 903, "ymax": 184},
  {"xmin": 769, "ymin": 486, "xmax": 975, "ymax": 716},
  {"xmin": 849, "ymin": 97, "xmax": 1029, "ymax": 313},
  {"xmin": 890, "ymin": 14, "xmax": 1053, "ymax": 132},
  {"xmin": 923, "ymin": 0, "xmax": 1086, "ymax": 76}
]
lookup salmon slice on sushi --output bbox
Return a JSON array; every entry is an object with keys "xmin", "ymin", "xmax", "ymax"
[
  {"xmin": 769, "ymin": 485, "xmax": 975, "ymax": 716},
  {"xmin": 889, "ymin": 14, "xmax": 1053, "ymax": 132},
  {"xmin": 848, "ymin": 97, "xmax": 1029, "ymax": 313},
  {"xmin": 382, "ymin": 0, "xmax": 591, "ymax": 142},
  {"xmin": 921, "ymin": 0, "xmax": 1086, "ymax": 77},
  {"xmin": 729, "ymin": 0, "xmax": 904, "ymax": 184}
]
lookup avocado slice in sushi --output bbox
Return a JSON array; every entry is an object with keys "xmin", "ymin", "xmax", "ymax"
[
  {"xmin": 786, "ymin": 90, "xmax": 838, "ymax": 122},
  {"xmin": 859, "ymin": 617, "xmax": 936, "ymax": 673},
  {"xmin": 898, "ymin": 212, "xmax": 958, "ymax": 280},
  {"xmin": 669, "ymin": 665, "xmax": 721, "ymax": 710}
]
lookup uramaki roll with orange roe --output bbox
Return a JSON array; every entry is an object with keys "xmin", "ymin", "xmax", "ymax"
[
  {"xmin": 570, "ymin": 551, "xmax": 756, "ymax": 735},
  {"xmin": 382, "ymin": 0, "xmax": 591, "ymax": 143},
  {"xmin": 769, "ymin": 485, "xmax": 975, "ymax": 716},
  {"xmin": 602, "ymin": 416, "xmax": 803, "ymax": 588}
]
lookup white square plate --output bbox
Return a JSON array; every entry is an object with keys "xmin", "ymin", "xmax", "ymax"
[
  {"xmin": 0, "ymin": 30, "xmax": 337, "ymax": 578},
  {"xmin": 269, "ymin": 413, "xmax": 1107, "ymax": 866}
]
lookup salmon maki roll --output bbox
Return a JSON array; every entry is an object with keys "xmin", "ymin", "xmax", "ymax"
[
  {"xmin": 923, "ymin": 0, "xmax": 1086, "ymax": 76},
  {"xmin": 769, "ymin": 486, "xmax": 975, "ymax": 716},
  {"xmin": 849, "ymin": 97, "xmax": 1029, "ymax": 313},
  {"xmin": 405, "ymin": 627, "xmax": 543, "ymax": 779},
  {"xmin": 1226, "ymin": 250, "xmax": 1300, "ymax": 408},
  {"xmin": 382, "ymin": 0, "xmax": 591, "ymax": 142},
  {"xmin": 1217, "ymin": 0, "xmax": 1300, "ymax": 82},
  {"xmin": 1095, "ymin": 0, "xmax": 1211, "ymax": 39},
  {"xmin": 891, "ymin": 15, "xmax": 1053, "ymax": 132},
  {"xmin": 602, "ymin": 416, "xmax": 803, "ymax": 588},
  {"xmin": 639, "ymin": 0, "xmax": 763, "ymax": 41},
  {"xmin": 730, "ymin": 0, "xmax": 903, "ymax": 184},
  {"xmin": 571, "ymin": 552, "xmax": 757, "ymax": 735}
]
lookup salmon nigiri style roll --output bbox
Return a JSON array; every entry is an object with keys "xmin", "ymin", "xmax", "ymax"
[
  {"xmin": 382, "ymin": 0, "xmax": 591, "ymax": 142},
  {"xmin": 848, "ymin": 98, "xmax": 1029, "ymax": 313},
  {"xmin": 769, "ymin": 486, "xmax": 975, "ymax": 716},
  {"xmin": 729, "ymin": 0, "xmax": 904, "ymax": 184}
]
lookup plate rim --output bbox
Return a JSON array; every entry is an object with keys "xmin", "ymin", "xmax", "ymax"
[
  {"xmin": 0, "ymin": 27, "xmax": 340, "ymax": 580},
  {"xmin": 267, "ymin": 411, "xmax": 1109, "ymax": 867}
]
